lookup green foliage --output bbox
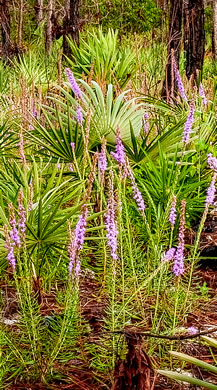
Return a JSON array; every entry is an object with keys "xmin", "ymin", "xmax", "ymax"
[
  {"xmin": 66, "ymin": 28, "xmax": 137, "ymax": 89},
  {"xmin": 82, "ymin": 0, "xmax": 162, "ymax": 34},
  {"xmin": 158, "ymin": 344, "xmax": 217, "ymax": 389}
]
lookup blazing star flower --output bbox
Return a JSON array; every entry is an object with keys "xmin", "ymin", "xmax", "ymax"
[
  {"xmin": 9, "ymin": 204, "xmax": 20, "ymax": 248},
  {"xmin": 207, "ymin": 153, "xmax": 217, "ymax": 171},
  {"xmin": 173, "ymin": 60, "xmax": 188, "ymax": 102},
  {"xmin": 65, "ymin": 68, "xmax": 83, "ymax": 100},
  {"xmin": 205, "ymin": 173, "xmax": 217, "ymax": 207},
  {"xmin": 110, "ymin": 128, "xmax": 125, "ymax": 165},
  {"xmin": 163, "ymin": 247, "xmax": 176, "ymax": 262},
  {"xmin": 18, "ymin": 190, "xmax": 26, "ymax": 236},
  {"xmin": 70, "ymin": 142, "xmax": 75, "ymax": 150},
  {"xmin": 76, "ymin": 105, "xmax": 83, "ymax": 126},
  {"xmin": 143, "ymin": 113, "xmax": 150, "ymax": 135},
  {"xmin": 169, "ymin": 195, "xmax": 177, "ymax": 227},
  {"xmin": 68, "ymin": 206, "xmax": 88, "ymax": 276},
  {"xmin": 4, "ymin": 225, "xmax": 16, "ymax": 271},
  {"xmin": 99, "ymin": 139, "xmax": 107, "ymax": 174},
  {"xmin": 182, "ymin": 103, "xmax": 195, "ymax": 145},
  {"xmin": 127, "ymin": 162, "xmax": 145, "ymax": 216},
  {"xmin": 199, "ymin": 83, "xmax": 207, "ymax": 106},
  {"xmin": 105, "ymin": 171, "xmax": 118, "ymax": 260},
  {"xmin": 173, "ymin": 199, "xmax": 186, "ymax": 276}
]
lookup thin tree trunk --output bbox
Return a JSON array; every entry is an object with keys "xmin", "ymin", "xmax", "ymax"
[
  {"xmin": 0, "ymin": 0, "xmax": 11, "ymax": 60},
  {"xmin": 213, "ymin": 0, "xmax": 217, "ymax": 59},
  {"xmin": 63, "ymin": 0, "xmax": 81, "ymax": 56},
  {"xmin": 184, "ymin": 0, "xmax": 205, "ymax": 81},
  {"xmin": 162, "ymin": 0, "xmax": 183, "ymax": 100},
  {"xmin": 35, "ymin": 0, "xmax": 43, "ymax": 26},
  {"xmin": 45, "ymin": 0, "xmax": 54, "ymax": 54},
  {"xmin": 18, "ymin": 0, "xmax": 24, "ymax": 47}
]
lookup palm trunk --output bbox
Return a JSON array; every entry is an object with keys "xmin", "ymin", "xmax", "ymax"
[{"xmin": 184, "ymin": 0, "xmax": 205, "ymax": 81}]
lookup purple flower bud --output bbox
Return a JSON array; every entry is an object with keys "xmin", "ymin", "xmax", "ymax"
[
  {"xmin": 9, "ymin": 204, "xmax": 20, "ymax": 248},
  {"xmin": 110, "ymin": 128, "xmax": 125, "ymax": 165},
  {"xmin": 105, "ymin": 170, "xmax": 118, "ymax": 260},
  {"xmin": 68, "ymin": 206, "xmax": 88, "ymax": 276},
  {"xmin": 169, "ymin": 195, "xmax": 177, "ymax": 226},
  {"xmin": 205, "ymin": 173, "xmax": 217, "ymax": 207},
  {"xmin": 4, "ymin": 225, "xmax": 16, "ymax": 271},
  {"xmin": 199, "ymin": 83, "xmax": 207, "ymax": 106},
  {"xmin": 173, "ymin": 200, "xmax": 186, "ymax": 277},
  {"xmin": 182, "ymin": 103, "xmax": 195, "ymax": 145},
  {"xmin": 187, "ymin": 326, "xmax": 197, "ymax": 335},
  {"xmin": 126, "ymin": 159, "xmax": 146, "ymax": 215},
  {"xmin": 76, "ymin": 105, "xmax": 83, "ymax": 126},
  {"xmin": 173, "ymin": 60, "xmax": 188, "ymax": 102},
  {"xmin": 65, "ymin": 68, "xmax": 83, "ymax": 100},
  {"xmin": 163, "ymin": 247, "xmax": 176, "ymax": 262},
  {"xmin": 207, "ymin": 153, "xmax": 217, "ymax": 171},
  {"xmin": 99, "ymin": 139, "xmax": 107, "ymax": 174}
]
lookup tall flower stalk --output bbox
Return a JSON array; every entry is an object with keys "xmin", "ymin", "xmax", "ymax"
[
  {"xmin": 182, "ymin": 103, "xmax": 195, "ymax": 145},
  {"xmin": 173, "ymin": 199, "xmax": 186, "ymax": 277},
  {"xmin": 105, "ymin": 170, "xmax": 118, "ymax": 261},
  {"xmin": 172, "ymin": 55, "xmax": 188, "ymax": 102},
  {"xmin": 65, "ymin": 68, "xmax": 83, "ymax": 100}
]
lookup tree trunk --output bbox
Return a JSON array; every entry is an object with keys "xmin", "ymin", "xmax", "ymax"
[
  {"xmin": 213, "ymin": 0, "xmax": 217, "ymax": 59},
  {"xmin": 18, "ymin": 0, "xmax": 24, "ymax": 48},
  {"xmin": 63, "ymin": 0, "xmax": 81, "ymax": 56},
  {"xmin": 35, "ymin": 0, "xmax": 44, "ymax": 26},
  {"xmin": 162, "ymin": 0, "xmax": 183, "ymax": 101},
  {"xmin": 45, "ymin": 0, "xmax": 54, "ymax": 54},
  {"xmin": 184, "ymin": 0, "xmax": 205, "ymax": 81},
  {"xmin": 0, "ymin": 0, "xmax": 11, "ymax": 60}
]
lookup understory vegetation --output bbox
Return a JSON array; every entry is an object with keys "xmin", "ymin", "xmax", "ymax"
[{"xmin": 1, "ymin": 26, "xmax": 217, "ymax": 389}]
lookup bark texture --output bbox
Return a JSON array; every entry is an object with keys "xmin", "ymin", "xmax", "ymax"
[
  {"xmin": 184, "ymin": 0, "xmax": 205, "ymax": 81},
  {"xmin": 0, "ymin": 0, "xmax": 11, "ymax": 60},
  {"xmin": 63, "ymin": 0, "xmax": 81, "ymax": 56},
  {"xmin": 162, "ymin": 0, "xmax": 183, "ymax": 100},
  {"xmin": 34, "ymin": 0, "xmax": 44, "ymax": 26},
  {"xmin": 45, "ymin": 0, "xmax": 54, "ymax": 54},
  {"xmin": 213, "ymin": 0, "xmax": 217, "ymax": 59},
  {"xmin": 18, "ymin": 0, "xmax": 24, "ymax": 47}
]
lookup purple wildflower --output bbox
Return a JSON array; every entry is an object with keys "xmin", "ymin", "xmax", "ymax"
[
  {"xmin": 18, "ymin": 189, "xmax": 26, "ymax": 237},
  {"xmin": 127, "ymin": 161, "xmax": 145, "ymax": 216},
  {"xmin": 207, "ymin": 153, "xmax": 217, "ymax": 171},
  {"xmin": 4, "ymin": 225, "xmax": 16, "ymax": 271},
  {"xmin": 65, "ymin": 68, "xmax": 83, "ymax": 100},
  {"xmin": 163, "ymin": 247, "xmax": 176, "ymax": 262},
  {"xmin": 173, "ymin": 199, "xmax": 186, "ymax": 277},
  {"xmin": 105, "ymin": 170, "xmax": 118, "ymax": 260},
  {"xmin": 187, "ymin": 326, "xmax": 197, "ymax": 335},
  {"xmin": 99, "ymin": 139, "xmax": 107, "ymax": 174},
  {"xmin": 68, "ymin": 206, "xmax": 88, "ymax": 276},
  {"xmin": 182, "ymin": 103, "xmax": 195, "ymax": 145},
  {"xmin": 173, "ymin": 59, "xmax": 188, "ymax": 102},
  {"xmin": 69, "ymin": 163, "xmax": 73, "ymax": 172},
  {"xmin": 205, "ymin": 173, "xmax": 217, "ymax": 207},
  {"xmin": 143, "ymin": 113, "xmax": 150, "ymax": 135},
  {"xmin": 110, "ymin": 128, "xmax": 125, "ymax": 165},
  {"xmin": 9, "ymin": 204, "xmax": 20, "ymax": 248},
  {"xmin": 169, "ymin": 195, "xmax": 177, "ymax": 226},
  {"xmin": 76, "ymin": 105, "xmax": 83, "ymax": 126},
  {"xmin": 70, "ymin": 142, "xmax": 75, "ymax": 150},
  {"xmin": 199, "ymin": 83, "xmax": 207, "ymax": 106}
]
